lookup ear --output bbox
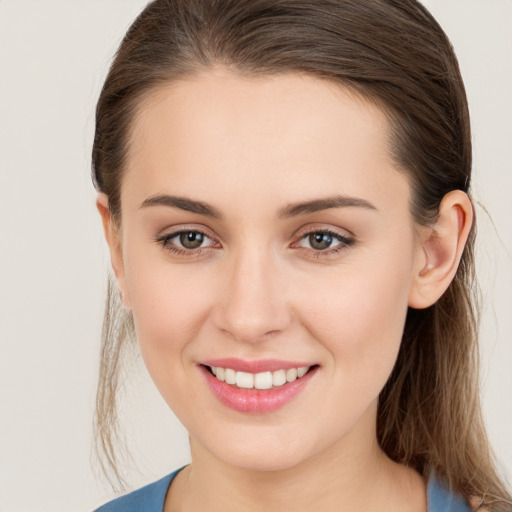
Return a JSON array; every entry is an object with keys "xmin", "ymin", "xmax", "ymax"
[
  {"xmin": 96, "ymin": 193, "xmax": 132, "ymax": 309},
  {"xmin": 408, "ymin": 190, "xmax": 473, "ymax": 309}
]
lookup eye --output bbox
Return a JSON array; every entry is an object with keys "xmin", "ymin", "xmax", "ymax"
[
  {"xmin": 296, "ymin": 229, "xmax": 354, "ymax": 253},
  {"xmin": 177, "ymin": 231, "xmax": 206, "ymax": 249},
  {"xmin": 156, "ymin": 229, "xmax": 217, "ymax": 253}
]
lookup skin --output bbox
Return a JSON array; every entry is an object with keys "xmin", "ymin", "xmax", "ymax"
[{"xmin": 98, "ymin": 68, "xmax": 473, "ymax": 511}]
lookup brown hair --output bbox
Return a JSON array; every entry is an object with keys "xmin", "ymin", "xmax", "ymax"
[{"xmin": 92, "ymin": 0, "xmax": 511, "ymax": 508}]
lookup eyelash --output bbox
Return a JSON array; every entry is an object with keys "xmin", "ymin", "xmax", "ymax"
[
  {"xmin": 294, "ymin": 229, "xmax": 355, "ymax": 257},
  {"xmin": 155, "ymin": 229, "xmax": 216, "ymax": 257},
  {"xmin": 155, "ymin": 228, "xmax": 355, "ymax": 257}
]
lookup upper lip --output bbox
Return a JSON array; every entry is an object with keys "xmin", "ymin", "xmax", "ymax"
[{"xmin": 200, "ymin": 358, "xmax": 315, "ymax": 373}]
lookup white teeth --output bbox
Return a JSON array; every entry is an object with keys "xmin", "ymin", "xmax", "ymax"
[
  {"xmin": 272, "ymin": 369, "xmax": 287, "ymax": 387},
  {"xmin": 297, "ymin": 366, "xmax": 308, "ymax": 378},
  {"xmin": 286, "ymin": 368, "xmax": 297, "ymax": 382},
  {"xmin": 255, "ymin": 372, "xmax": 273, "ymax": 390},
  {"xmin": 236, "ymin": 371, "xmax": 254, "ymax": 389},
  {"xmin": 210, "ymin": 365, "xmax": 312, "ymax": 389},
  {"xmin": 225, "ymin": 368, "xmax": 236, "ymax": 385}
]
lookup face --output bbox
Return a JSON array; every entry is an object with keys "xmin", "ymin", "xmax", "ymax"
[{"xmin": 111, "ymin": 69, "xmax": 424, "ymax": 472}]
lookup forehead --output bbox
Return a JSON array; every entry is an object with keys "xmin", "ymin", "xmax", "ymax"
[{"xmin": 123, "ymin": 68, "xmax": 410, "ymax": 213}]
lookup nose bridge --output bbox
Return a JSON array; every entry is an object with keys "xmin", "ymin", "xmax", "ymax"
[{"xmin": 216, "ymin": 239, "xmax": 290, "ymax": 343}]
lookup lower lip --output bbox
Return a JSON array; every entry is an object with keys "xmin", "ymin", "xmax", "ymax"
[{"xmin": 200, "ymin": 365, "xmax": 318, "ymax": 414}]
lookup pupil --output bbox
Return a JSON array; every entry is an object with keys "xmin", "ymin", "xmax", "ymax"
[
  {"xmin": 180, "ymin": 231, "xmax": 204, "ymax": 249},
  {"xmin": 310, "ymin": 232, "xmax": 332, "ymax": 250}
]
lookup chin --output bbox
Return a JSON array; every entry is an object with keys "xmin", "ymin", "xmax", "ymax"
[{"xmin": 196, "ymin": 425, "xmax": 324, "ymax": 474}]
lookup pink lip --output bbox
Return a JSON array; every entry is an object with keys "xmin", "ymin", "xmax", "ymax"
[{"xmin": 199, "ymin": 362, "xmax": 318, "ymax": 414}]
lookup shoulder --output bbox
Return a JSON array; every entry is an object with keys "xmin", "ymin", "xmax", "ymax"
[
  {"xmin": 427, "ymin": 475, "xmax": 473, "ymax": 512},
  {"xmin": 93, "ymin": 470, "xmax": 180, "ymax": 512}
]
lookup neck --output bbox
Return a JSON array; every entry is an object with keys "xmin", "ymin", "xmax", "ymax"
[{"xmin": 165, "ymin": 405, "xmax": 426, "ymax": 512}]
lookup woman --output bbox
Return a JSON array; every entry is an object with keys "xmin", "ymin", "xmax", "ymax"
[{"xmin": 92, "ymin": 0, "xmax": 511, "ymax": 510}]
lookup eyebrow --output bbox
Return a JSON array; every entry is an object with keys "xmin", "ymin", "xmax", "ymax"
[
  {"xmin": 140, "ymin": 194, "xmax": 222, "ymax": 218},
  {"xmin": 139, "ymin": 193, "xmax": 377, "ymax": 219},
  {"xmin": 278, "ymin": 195, "xmax": 377, "ymax": 218}
]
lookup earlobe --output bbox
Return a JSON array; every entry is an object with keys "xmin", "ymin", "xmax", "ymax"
[
  {"xmin": 408, "ymin": 190, "xmax": 473, "ymax": 309},
  {"xmin": 96, "ymin": 193, "xmax": 132, "ymax": 309}
]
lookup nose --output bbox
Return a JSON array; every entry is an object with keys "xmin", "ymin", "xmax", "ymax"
[{"xmin": 212, "ymin": 244, "xmax": 292, "ymax": 344}]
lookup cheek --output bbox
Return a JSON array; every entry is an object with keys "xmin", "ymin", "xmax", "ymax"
[
  {"xmin": 298, "ymin": 254, "xmax": 413, "ymax": 386},
  {"xmin": 123, "ymin": 250, "xmax": 214, "ymax": 372}
]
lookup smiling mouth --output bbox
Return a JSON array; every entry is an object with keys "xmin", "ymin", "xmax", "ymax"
[
  {"xmin": 200, "ymin": 362, "xmax": 319, "ymax": 413},
  {"xmin": 204, "ymin": 364, "xmax": 316, "ymax": 390}
]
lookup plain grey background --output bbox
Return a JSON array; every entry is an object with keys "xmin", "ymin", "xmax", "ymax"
[{"xmin": 0, "ymin": 1, "xmax": 510, "ymax": 510}]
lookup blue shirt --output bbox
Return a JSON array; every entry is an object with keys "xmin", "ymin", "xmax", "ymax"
[{"xmin": 94, "ymin": 468, "xmax": 472, "ymax": 511}]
